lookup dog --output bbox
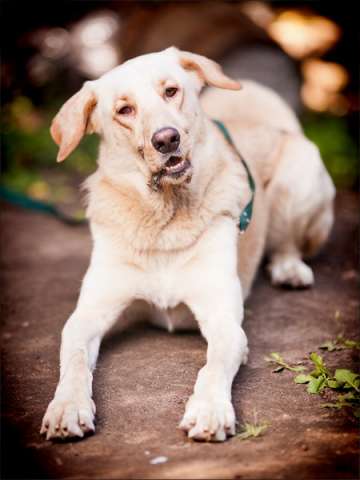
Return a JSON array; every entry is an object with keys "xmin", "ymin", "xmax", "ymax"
[{"xmin": 41, "ymin": 47, "xmax": 335, "ymax": 442}]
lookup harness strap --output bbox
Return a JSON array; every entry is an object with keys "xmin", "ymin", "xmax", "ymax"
[
  {"xmin": 0, "ymin": 186, "xmax": 86, "ymax": 225},
  {"xmin": 212, "ymin": 119, "xmax": 255, "ymax": 233}
]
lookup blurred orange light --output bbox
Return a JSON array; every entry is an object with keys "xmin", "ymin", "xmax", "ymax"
[
  {"xmin": 301, "ymin": 59, "xmax": 349, "ymax": 114},
  {"xmin": 268, "ymin": 10, "xmax": 340, "ymax": 59},
  {"xmin": 302, "ymin": 59, "xmax": 348, "ymax": 91}
]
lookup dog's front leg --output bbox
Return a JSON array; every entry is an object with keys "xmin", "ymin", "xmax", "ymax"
[
  {"xmin": 180, "ymin": 277, "xmax": 248, "ymax": 442},
  {"xmin": 41, "ymin": 261, "xmax": 130, "ymax": 440}
]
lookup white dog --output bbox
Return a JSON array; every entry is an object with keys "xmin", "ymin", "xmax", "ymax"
[{"xmin": 41, "ymin": 47, "xmax": 335, "ymax": 442}]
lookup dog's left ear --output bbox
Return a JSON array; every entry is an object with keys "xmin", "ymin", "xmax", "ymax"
[
  {"xmin": 51, "ymin": 82, "xmax": 97, "ymax": 162},
  {"xmin": 173, "ymin": 48, "xmax": 241, "ymax": 91}
]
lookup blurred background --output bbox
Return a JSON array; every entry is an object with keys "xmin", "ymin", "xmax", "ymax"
[{"xmin": 1, "ymin": 1, "xmax": 359, "ymax": 217}]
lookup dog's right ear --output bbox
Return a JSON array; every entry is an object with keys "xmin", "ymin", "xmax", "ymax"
[{"xmin": 51, "ymin": 82, "xmax": 97, "ymax": 162}]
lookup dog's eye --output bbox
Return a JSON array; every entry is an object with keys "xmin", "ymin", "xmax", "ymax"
[
  {"xmin": 117, "ymin": 105, "xmax": 134, "ymax": 115},
  {"xmin": 165, "ymin": 87, "xmax": 178, "ymax": 98}
]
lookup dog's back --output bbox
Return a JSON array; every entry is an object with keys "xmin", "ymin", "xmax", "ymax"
[{"xmin": 201, "ymin": 79, "xmax": 301, "ymax": 135}]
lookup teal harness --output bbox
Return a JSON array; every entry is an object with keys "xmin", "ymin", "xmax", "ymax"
[
  {"xmin": 1, "ymin": 120, "xmax": 255, "ymax": 232},
  {"xmin": 212, "ymin": 119, "xmax": 255, "ymax": 233}
]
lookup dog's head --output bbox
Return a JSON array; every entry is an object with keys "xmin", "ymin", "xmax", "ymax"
[{"xmin": 51, "ymin": 47, "xmax": 241, "ymax": 190}]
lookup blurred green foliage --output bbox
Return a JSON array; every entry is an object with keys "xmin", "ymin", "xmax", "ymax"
[
  {"xmin": 302, "ymin": 113, "xmax": 359, "ymax": 189},
  {"xmin": 1, "ymin": 96, "xmax": 358, "ymax": 206},
  {"xmin": 1, "ymin": 96, "xmax": 99, "ymax": 202}
]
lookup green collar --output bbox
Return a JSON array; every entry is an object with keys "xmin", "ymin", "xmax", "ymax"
[{"xmin": 212, "ymin": 119, "xmax": 255, "ymax": 233}]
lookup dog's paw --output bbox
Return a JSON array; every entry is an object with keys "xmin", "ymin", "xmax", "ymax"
[
  {"xmin": 179, "ymin": 395, "xmax": 235, "ymax": 442},
  {"xmin": 268, "ymin": 256, "xmax": 314, "ymax": 288},
  {"xmin": 40, "ymin": 393, "xmax": 96, "ymax": 441}
]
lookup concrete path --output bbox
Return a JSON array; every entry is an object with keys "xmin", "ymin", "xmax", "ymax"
[{"xmin": 1, "ymin": 192, "xmax": 359, "ymax": 479}]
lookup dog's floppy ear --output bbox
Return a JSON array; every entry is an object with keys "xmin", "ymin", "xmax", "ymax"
[
  {"xmin": 174, "ymin": 48, "xmax": 241, "ymax": 91},
  {"xmin": 50, "ymin": 82, "xmax": 97, "ymax": 162}
]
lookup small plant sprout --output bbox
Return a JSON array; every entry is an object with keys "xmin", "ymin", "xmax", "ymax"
[
  {"xmin": 320, "ymin": 335, "xmax": 360, "ymax": 352},
  {"xmin": 265, "ymin": 352, "xmax": 305, "ymax": 373},
  {"xmin": 236, "ymin": 411, "xmax": 269, "ymax": 440},
  {"xmin": 293, "ymin": 352, "xmax": 360, "ymax": 416},
  {"xmin": 267, "ymin": 350, "xmax": 360, "ymax": 417}
]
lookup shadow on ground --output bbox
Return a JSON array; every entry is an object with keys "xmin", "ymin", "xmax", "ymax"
[{"xmin": 1, "ymin": 192, "xmax": 359, "ymax": 479}]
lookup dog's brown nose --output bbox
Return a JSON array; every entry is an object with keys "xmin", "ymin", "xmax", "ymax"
[{"xmin": 151, "ymin": 127, "xmax": 180, "ymax": 154}]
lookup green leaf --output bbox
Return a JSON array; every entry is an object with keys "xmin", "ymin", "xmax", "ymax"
[
  {"xmin": 265, "ymin": 352, "xmax": 305, "ymax": 373},
  {"xmin": 335, "ymin": 369, "xmax": 360, "ymax": 392},
  {"xmin": 310, "ymin": 352, "xmax": 329, "ymax": 377},
  {"xmin": 310, "ymin": 352, "xmax": 325, "ymax": 369},
  {"xmin": 270, "ymin": 353, "xmax": 283, "ymax": 362},
  {"xmin": 292, "ymin": 365, "xmax": 306, "ymax": 372},
  {"xmin": 319, "ymin": 336, "xmax": 360, "ymax": 352},
  {"xmin": 294, "ymin": 374, "xmax": 313, "ymax": 384},
  {"xmin": 319, "ymin": 340, "xmax": 338, "ymax": 352},
  {"xmin": 342, "ymin": 339, "xmax": 360, "ymax": 350},
  {"xmin": 326, "ymin": 379, "xmax": 340, "ymax": 389},
  {"xmin": 307, "ymin": 375, "xmax": 326, "ymax": 394},
  {"xmin": 320, "ymin": 389, "xmax": 360, "ymax": 415}
]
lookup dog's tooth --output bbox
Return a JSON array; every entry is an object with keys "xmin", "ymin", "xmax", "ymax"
[{"xmin": 168, "ymin": 159, "xmax": 185, "ymax": 172}]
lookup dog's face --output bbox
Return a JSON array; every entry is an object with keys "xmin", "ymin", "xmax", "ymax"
[{"xmin": 51, "ymin": 47, "xmax": 240, "ymax": 190}]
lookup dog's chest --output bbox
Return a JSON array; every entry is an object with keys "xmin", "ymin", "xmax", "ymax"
[{"xmin": 133, "ymin": 258, "xmax": 199, "ymax": 332}]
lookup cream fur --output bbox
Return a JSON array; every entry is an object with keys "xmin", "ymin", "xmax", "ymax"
[{"xmin": 41, "ymin": 48, "xmax": 335, "ymax": 442}]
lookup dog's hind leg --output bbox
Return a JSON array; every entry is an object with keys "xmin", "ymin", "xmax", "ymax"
[
  {"xmin": 40, "ymin": 259, "xmax": 132, "ymax": 440},
  {"xmin": 266, "ymin": 134, "xmax": 335, "ymax": 288}
]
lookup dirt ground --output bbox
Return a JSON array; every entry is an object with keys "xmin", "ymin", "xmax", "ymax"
[{"xmin": 1, "ymin": 191, "xmax": 359, "ymax": 480}]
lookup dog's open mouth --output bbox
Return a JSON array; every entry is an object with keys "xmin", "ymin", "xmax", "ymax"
[
  {"xmin": 163, "ymin": 156, "xmax": 191, "ymax": 178},
  {"xmin": 150, "ymin": 156, "xmax": 192, "ymax": 191}
]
